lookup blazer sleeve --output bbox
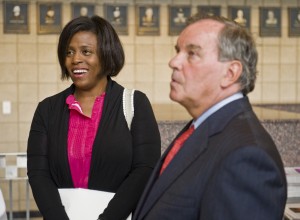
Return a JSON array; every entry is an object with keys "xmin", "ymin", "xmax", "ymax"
[
  {"xmin": 201, "ymin": 146, "xmax": 287, "ymax": 220},
  {"xmin": 100, "ymin": 91, "xmax": 161, "ymax": 220},
  {"xmin": 27, "ymin": 100, "xmax": 69, "ymax": 220}
]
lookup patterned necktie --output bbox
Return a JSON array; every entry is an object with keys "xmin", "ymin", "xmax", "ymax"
[{"xmin": 160, "ymin": 125, "xmax": 195, "ymax": 175}]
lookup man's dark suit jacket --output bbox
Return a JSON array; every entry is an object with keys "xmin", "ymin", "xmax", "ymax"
[{"xmin": 133, "ymin": 96, "xmax": 287, "ymax": 220}]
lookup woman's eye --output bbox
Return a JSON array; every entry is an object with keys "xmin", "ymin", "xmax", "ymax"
[
  {"xmin": 82, "ymin": 50, "xmax": 92, "ymax": 55},
  {"xmin": 66, "ymin": 50, "xmax": 74, "ymax": 56}
]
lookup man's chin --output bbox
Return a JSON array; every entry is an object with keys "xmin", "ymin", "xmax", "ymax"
[{"xmin": 169, "ymin": 92, "xmax": 180, "ymax": 103}]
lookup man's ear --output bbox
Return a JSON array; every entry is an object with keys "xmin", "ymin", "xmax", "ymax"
[{"xmin": 221, "ymin": 60, "xmax": 243, "ymax": 88}]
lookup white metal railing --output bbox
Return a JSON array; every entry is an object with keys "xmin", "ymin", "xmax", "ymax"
[{"xmin": 0, "ymin": 153, "xmax": 29, "ymax": 220}]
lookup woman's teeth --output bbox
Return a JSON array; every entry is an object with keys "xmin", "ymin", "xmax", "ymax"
[{"xmin": 73, "ymin": 69, "xmax": 87, "ymax": 74}]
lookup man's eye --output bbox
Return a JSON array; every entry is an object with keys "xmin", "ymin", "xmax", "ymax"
[{"xmin": 188, "ymin": 51, "xmax": 195, "ymax": 56}]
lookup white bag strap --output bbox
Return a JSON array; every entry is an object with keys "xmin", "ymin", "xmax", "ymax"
[{"xmin": 122, "ymin": 88, "xmax": 135, "ymax": 130}]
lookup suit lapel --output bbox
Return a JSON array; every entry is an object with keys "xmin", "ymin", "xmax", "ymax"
[{"xmin": 136, "ymin": 122, "xmax": 210, "ymax": 219}]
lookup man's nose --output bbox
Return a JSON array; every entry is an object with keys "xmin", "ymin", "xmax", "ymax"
[{"xmin": 169, "ymin": 54, "xmax": 181, "ymax": 70}]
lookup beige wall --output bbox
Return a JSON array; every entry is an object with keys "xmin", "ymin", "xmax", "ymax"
[{"xmin": 1, "ymin": 0, "xmax": 300, "ymax": 212}]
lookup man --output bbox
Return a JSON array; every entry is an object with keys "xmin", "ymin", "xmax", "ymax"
[{"xmin": 133, "ymin": 13, "xmax": 287, "ymax": 220}]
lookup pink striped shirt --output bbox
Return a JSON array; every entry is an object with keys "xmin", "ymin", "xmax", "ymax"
[{"xmin": 66, "ymin": 93, "xmax": 105, "ymax": 188}]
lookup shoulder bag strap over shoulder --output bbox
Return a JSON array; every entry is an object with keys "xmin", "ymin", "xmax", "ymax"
[{"xmin": 122, "ymin": 88, "xmax": 135, "ymax": 130}]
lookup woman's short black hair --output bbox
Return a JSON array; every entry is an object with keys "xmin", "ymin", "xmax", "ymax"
[{"xmin": 57, "ymin": 15, "xmax": 125, "ymax": 80}]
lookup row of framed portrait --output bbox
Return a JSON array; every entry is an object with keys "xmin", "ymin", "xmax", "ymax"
[{"xmin": 3, "ymin": 1, "xmax": 300, "ymax": 37}]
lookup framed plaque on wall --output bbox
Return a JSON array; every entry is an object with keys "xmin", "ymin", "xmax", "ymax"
[
  {"xmin": 136, "ymin": 5, "xmax": 160, "ymax": 36},
  {"xmin": 228, "ymin": 6, "xmax": 251, "ymax": 31},
  {"xmin": 259, "ymin": 7, "xmax": 281, "ymax": 37},
  {"xmin": 37, "ymin": 2, "xmax": 62, "ymax": 34},
  {"xmin": 288, "ymin": 7, "xmax": 300, "ymax": 37},
  {"xmin": 104, "ymin": 4, "xmax": 128, "ymax": 35},
  {"xmin": 168, "ymin": 5, "xmax": 191, "ymax": 36},
  {"xmin": 3, "ymin": 1, "xmax": 29, "ymax": 34},
  {"xmin": 197, "ymin": 5, "xmax": 221, "ymax": 16},
  {"xmin": 71, "ymin": 3, "xmax": 95, "ymax": 19}
]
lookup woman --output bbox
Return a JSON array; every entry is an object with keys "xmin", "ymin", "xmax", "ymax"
[{"xmin": 27, "ymin": 15, "xmax": 161, "ymax": 220}]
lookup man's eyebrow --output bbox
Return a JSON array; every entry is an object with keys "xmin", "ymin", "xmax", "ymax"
[
  {"xmin": 186, "ymin": 44, "xmax": 201, "ymax": 51},
  {"xmin": 174, "ymin": 44, "xmax": 201, "ymax": 52}
]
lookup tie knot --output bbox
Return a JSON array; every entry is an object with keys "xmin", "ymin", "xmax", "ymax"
[
  {"xmin": 176, "ymin": 125, "xmax": 195, "ymax": 145},
  {"xmin": 188, "ymin": 125, "xmax": 195, "ymax": 133}
]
